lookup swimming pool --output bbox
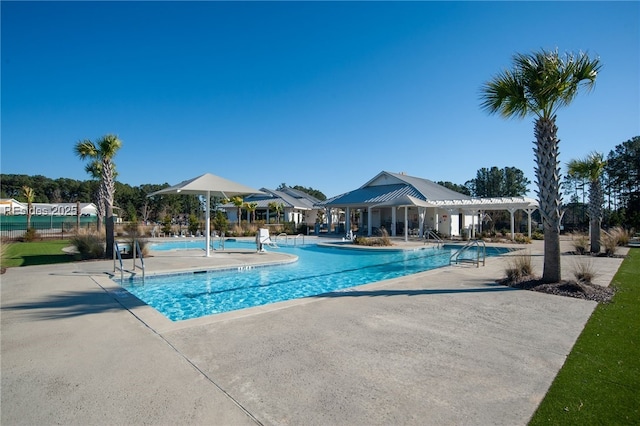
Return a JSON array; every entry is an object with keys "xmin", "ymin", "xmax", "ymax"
[{"xmin": 120, "ymin": 241, "xmax": 509, "ymax": 321}]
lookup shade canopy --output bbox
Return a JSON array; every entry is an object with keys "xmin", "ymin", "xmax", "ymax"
[
  {"xmin": 148, "ymin": 173, "xmax": 262, "ymax": 256},
  {"xmin": 148, "ymin": 173, "xmax": 262, "ymax": 198}
]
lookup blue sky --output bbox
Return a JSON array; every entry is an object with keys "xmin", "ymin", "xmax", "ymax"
[{"xmin": 2, "ymin": 1, "xmax": 638, "ymax": 199}]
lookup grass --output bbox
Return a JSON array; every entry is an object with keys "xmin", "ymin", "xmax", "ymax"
[
  {"xmin": 529, "ymin": 248, "xmax": 640, "ymax": 425},
  {"xmin": 1, "ymin": 240, "xmax": 76, "ymax": 267}
]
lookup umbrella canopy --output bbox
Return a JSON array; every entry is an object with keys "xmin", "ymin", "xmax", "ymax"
[{"xmin": 148, "ymin": 173, "xmax": 262, "ymax": 256}]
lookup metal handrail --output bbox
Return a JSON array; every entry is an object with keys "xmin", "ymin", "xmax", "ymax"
[
  {"xmin": 274, "ymin": 233, "xmax": 288, "ymax": 245},
  {"xmin": 450, "ymin": 239, "xmax": 486, "ymax": 268},
  {"xmin": 294, "ymin": 234, "xmax": 305, "ymax": 246},
  {"xmin": 113, "ymin": 241, "xmax": 124, "ymax": 282},
  {"xmin": 133, "ymin": 239, "xmax": 145, "ymax": 280},
  {"xmin": 424, "ymin": 230, "xmax": 444, "ymax": 248}
]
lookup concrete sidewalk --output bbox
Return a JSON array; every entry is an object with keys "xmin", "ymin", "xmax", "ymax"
[{"xmin": 1, "ymin": 239, "xmax": 628, "ymax": 425}]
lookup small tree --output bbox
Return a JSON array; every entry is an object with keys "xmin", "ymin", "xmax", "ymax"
[
  {"xmin": 161, "ymin": 215, "xmax": 172, "ymax": 235},
  {"xmin": 188, "ymin": 214, "xmax": 199, "ymax": 235},
  {"xmin": 230, "ymin": 196, "xmax": 244, "ymax": 225},
  {"xmin": 22, "ymin": 186, "xmax": 35, "ymax": 230},
  {"xmin": 74, "ymin": 134, "xmax": 122, "ymax": 258},
  {"xmin": 245, "ymin": 202, "xmax": 258, "ymax": 223},
  {"xmin": 268, "ymin": 201, "xmax": 284, "ymax": 224},
  {"xmin": 567, "ymin": 152, "xmax": 606, "ymax": 254}
]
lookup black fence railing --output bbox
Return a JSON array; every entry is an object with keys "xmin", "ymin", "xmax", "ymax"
[{"xmin": 0, "ymin": 216, "xmax": 98, "ymax": 241}]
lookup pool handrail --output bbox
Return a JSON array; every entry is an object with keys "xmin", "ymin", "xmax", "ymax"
[
  {"xmin": 274, "ymin": 233, "xmax": 288, "ymax": 245},
  {"xmin": 133, "ymin": 239, "xmax": 145, "ymax": 280},
  {"xmin": 450, "ymin": 239, "xmax": 486, "ymax": 267},
  {"xmin": 113, "ymin": 241, "xmax": 124, "ymax": 282},
  {"xmin": 424, "ymin": 230, "xmax": 443, "ymax": 248}
]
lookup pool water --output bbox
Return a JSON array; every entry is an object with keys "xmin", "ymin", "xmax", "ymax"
[{"xmin": 120, "ymin": 241, "xmax": 509, "ymax": 321}]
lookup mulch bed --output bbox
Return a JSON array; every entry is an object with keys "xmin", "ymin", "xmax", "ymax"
[{"xmin": 500, "ymin": 277, "xmax": 615, "ymax": 303}]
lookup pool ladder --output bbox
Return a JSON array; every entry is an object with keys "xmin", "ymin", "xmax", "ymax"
[
  {"xmin": 114, "ymin": 240, "xmax": 145, "ymax": 281},
  {"xmin": 273, "ymin": 233, "xmax": 306, "ymax": 246},
  {"xmin": 424, "ymin": 230, "xmax": 444, "ymax": 248},
  {"xmin": 450, "ymin": 239, "xmax": 486, "ymax": 268}
]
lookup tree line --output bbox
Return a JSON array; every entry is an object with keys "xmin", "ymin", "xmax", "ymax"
[{"xmin": 3, "ymin": 135, "xmax": 637, "ymax": 231}]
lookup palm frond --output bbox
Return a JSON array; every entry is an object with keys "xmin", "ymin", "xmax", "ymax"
[
  {"xmin": 74, "ymin": 140, "xmax": 98, "ymax": 160},
  {"xmin": 97, "ymin": 134, "xmax": 123, "ymax": 159},
  {"xmin": 481, "ymin": 49, "xmax": 601, "ymax": 120}
]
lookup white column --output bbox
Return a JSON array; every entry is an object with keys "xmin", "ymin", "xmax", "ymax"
[
  {"xmin": 525, "ymin": 208, "xmax": 536, "ymax": 238},
  {"xmin": 418, "ymin": 207, "xmax": 425, "ymax": 238},
  {"xmin": 508, "ymin": 207, "xmax": 518, "ymax": 240},
  {"xmin": 367, "ymin": 208, "xmax": 372, "ymax": 236},
  {"xmin": 205, "ymin": 191, "xmax": 211, "ymax": 257},
  {"xmin": 448, "ymin": 208, "xmax": 456, "ymax": 237},
  {"xmin": 345, "ymin": 207, "xmax": 351, "ymax": 236},
  {"xmin": 404, "ymin": 206, "xmax": 409, "ymax": 242},
  {"xmin": 391, "ymin": 207, "xmax": 397, "ymax": 237}
]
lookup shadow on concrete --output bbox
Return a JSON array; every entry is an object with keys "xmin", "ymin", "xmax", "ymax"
[
  {"xmin": 1, "ymin": 288, "xmax": 146, "ymax": 320},
  {"xmin": 313, "ymin": 285, "xmax": 519, "ymax": 299}
]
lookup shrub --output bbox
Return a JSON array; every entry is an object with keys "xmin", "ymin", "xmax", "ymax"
[
  {"xmin": 71, "ymin": 230, "xmax": 105, "ymax": 259},
  {"xmin": 124, "ymin": 237, "xmax": 150, "ymax": 257},
  {"xmin": 572, "ymin": 232, "xmax": 589, "ymax": 255},
  {"xmin": 601, "ymin": 229, "xmax": 619, "ymax": 256},
  {"xmin": 353, "ymin": 228, "xmax": 392, "ymax": 247},
  {"xmin": 531, "ymin": 230, "xmax": 544, "ymax": 240},
  {"xmin": 609, "ymin": 226, "xmax": 630, "ymax": 246},
  {"xmin": 572, "ymin": 259, "xmax": 596, "ymax": 284},
  {"xmin": 161, "ymin": 215, "xmax": 173, "ymax": 235},
  {"xmin": 514, "ymin": 233, "xmax": 531, "ymax": 244},
  {"xmin": 504, "ymin": 252, "xmax": 534, "ymax": 282},
  {"xmin": 22, "ymin": 228, "xmax": 39, "ymax": 242},
  {"xmin": 243, "ymin": 223, "xmax": 258, "ymax": 236},
  {"xmin": 188, "ymin": 214, "xmax": 199, "ymax": 235},
  {"xmin": 212, "ymin": 211, "xmax": 228, "ymax": 235}
]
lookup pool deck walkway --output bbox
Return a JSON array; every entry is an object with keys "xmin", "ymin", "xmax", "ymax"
[{"xmin": 1, "ymin": 237, "xmax": 629, "ymax": 425}]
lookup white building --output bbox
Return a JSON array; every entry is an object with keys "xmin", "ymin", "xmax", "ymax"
[{"xmin": 320, "ymin": 171, "xmax": 538, "ymax": 240}]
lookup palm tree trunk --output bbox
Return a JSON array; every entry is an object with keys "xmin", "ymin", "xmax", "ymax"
[
  {"xmin": 102, "ymin": 159, "xmax": 116, "ymax": 258},
  {"xmin": 588, "ymin": 181, "xmax": 603, "ymax": 254},
  {"xmin": 534, "ymin": 117, "xmax": 562, "ymax": 283}
]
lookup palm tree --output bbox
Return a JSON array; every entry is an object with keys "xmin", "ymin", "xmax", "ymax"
[
  {"xmin": 567, "ymin": 152, "xmax": 606, "ymax": 254},
  {"xmin": 230, "ymin": 196, "xmax": 244, "ymax": 225},
  {"xmin": 268, "ymin": 201, "xmax": 284, "ymax": 224},
  {"xmin": 245, "ymin": 202, "xmax": 258, "ymax": 223},
  {"xmin": 480, "ymin": 49, "xmax": 601, "ymax": 282},
  {"xmin": 22, "ymin": 186, "xmax": 35, "ymax": 230},
  {"xmin": 74, "ymin": 134, "xmax": 122, "ymax": 258}
]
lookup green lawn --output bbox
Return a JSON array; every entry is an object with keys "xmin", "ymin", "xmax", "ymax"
[
  {"xmin": 529, "ymin": 248, "xmax": 640, "ymax": 425},
  {"xmin": 1, "ymin": 240, "xmax": 76, "ymax": 267}
]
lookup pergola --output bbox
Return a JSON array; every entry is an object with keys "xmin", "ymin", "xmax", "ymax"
[{"xmin": 428, "ymin": 196, "xmax": 539, "ymax": 239}]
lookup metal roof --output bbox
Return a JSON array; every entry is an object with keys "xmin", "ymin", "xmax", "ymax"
[
  {"xmin": 321, "ymin": 184, "xmax": 424, "ymax": 207},
  {"xmin": 320, "ymin": 171, "xmax": 538, "ymax": 212}
]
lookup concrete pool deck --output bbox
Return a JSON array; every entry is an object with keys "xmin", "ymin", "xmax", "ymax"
[{"xmin": 1, "ymin": 237, "xmax": 629, "ymax": 425}]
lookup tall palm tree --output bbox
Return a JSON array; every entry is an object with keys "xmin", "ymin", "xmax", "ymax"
[
  {"xmin": 567, "ymin": 152, "xmax": 606, "ymax": 254},
  {"xmin": 74, "ymin": 134, "xmax": 122, "ymax": 258},
  {"xmin": 22, "ymin": 186, "xmax": 35, "ymax": 230},
  {"xmin": 480, "ymin": 49, "xmax": 601, "ymax": 282}
]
